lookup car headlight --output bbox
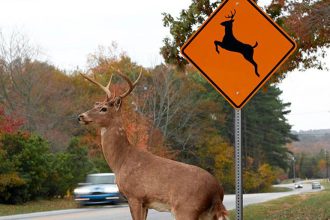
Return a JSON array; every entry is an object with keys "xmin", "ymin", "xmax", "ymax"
[
  {"xmin": 74, "ymin": 188, "xmax": 91, "ymax": 194},
  {"xmin": 104, "ymin": 186, "xmax": 118, "ymax": 193}
]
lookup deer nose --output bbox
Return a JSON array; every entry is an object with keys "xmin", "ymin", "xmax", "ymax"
[{"xmin": 78, "ymin": 115, "xmax": 84, "ymax": 122}]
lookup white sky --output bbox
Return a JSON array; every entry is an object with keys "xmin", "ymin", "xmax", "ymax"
[
  {"xmin": 0, "ymin": 0, "xmax": 329, "ymax": 131},
  {"xmin": 279, "ymin": 68, "xmax": 330, "ymax": 131}
]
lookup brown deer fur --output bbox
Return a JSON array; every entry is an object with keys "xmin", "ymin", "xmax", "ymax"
[{"xmin": 78, "ymin": 71, "xmax": 228, "ymax": 220}]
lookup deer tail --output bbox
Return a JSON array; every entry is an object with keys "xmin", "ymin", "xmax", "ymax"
[
  {"xmin": 213, "ymin": 200, "xmax": 229, "ymax": 220},
  {"xmin": 253, "ymin": 41, "xmax": 258, "ymax": 48}
]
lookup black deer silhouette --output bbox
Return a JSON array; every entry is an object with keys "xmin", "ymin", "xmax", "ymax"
[{"xmin": 214, "ymin": 10, "xmax": 260, "ymax": 77}]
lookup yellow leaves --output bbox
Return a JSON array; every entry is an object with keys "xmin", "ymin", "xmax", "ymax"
[
  {"xmin": 258, "ymin": 164, "xmax": 275, "ymax": 179},
  {"xmin": 243, "ymin": 170, "xmax": 262, "ymax": 192},
  {"xmin": 258, "ymin": 163, "xmax": 277, "ymax": 188},
  {"xmin": 0, "ymin": 173, "xmax": 26, "ymax": 193},
  {"xmin": 243, "ymin": 163, "xmax": 277, "ymax": 192},
  {"xmin": 200, "ymin": 134, "xmax": 235, "ymax": 190},
  {"xmin": 318, "ymin": 159, "xmax": 327, "ymax": 170}
]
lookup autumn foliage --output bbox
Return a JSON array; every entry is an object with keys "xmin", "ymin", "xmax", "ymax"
[
  {"xmin": 1, "ymin": 0, "xmax": 327, "ymax": 201},
  {"xmin": 0, "ymin": 107, "xmax": 23, "ymax": 134}
]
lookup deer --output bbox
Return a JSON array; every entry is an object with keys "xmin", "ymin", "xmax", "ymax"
[
  {"xmin": 214, "ymin": 9, "xmax": 260, "ymax": 77},
  {"xmin": 78, "ymin": 70, "xmax": 228, "ymax": 220}
]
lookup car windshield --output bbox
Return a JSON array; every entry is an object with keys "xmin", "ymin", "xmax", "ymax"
[{"xmin": 86, "ymin": 175, "xmax": 115, "ymax": 184}]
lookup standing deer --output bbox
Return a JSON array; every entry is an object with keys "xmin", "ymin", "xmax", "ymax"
[
  {"xmin": 78, "ymin": 70, "xmax": 228, "ymax": 220},
  {"xmin": 214, "ymin": 9, "xmax": 260, "ymax": 77}
]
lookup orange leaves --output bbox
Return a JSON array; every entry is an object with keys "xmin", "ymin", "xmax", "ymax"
[
  {"xmin": 122, "ymin": 104, "xmax": 150, "ymax": 150},
  {"xmin": 122, "ymin": 102, "xmax": 176, "ymax": 159}
]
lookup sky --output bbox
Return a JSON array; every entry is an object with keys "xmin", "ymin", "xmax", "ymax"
[{"xmin": 0, "ymin": 0, "xmax": 329, "ymax": 131}]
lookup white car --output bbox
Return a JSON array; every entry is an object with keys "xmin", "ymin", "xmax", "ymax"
[
  {"xmin": 73, "ymin": 173, "xmax": 125, "ymax": 205},
  {"xmin": 294, "ymin": 182, "xmax": 303, "ymax": 189}
]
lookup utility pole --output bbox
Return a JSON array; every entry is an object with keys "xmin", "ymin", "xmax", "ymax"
[
  {"xmin": 292, "ymin": 156, "xmax": 296, "ymax": 182},
  {"xmin": 326, "ymin": 150, "xmax": 329, "ymax": 180}
]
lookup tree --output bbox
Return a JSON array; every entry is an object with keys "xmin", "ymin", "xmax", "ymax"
[
  {"xmin": 241, "ymin": 86, "xmax": 296, "ymax": 170},
  {"xmin": 47, "ymin": 137, "xmax": 96, "ymax": 196},
  {"xmin": 161, "ymin": 0, "xmax": 220, "ymax": 69},
  {"xmin": 269, "ymin": 0, "xmax": 330, "ymax": 78},
  {"xmin": 0, "ymin": 105, "xmax": 26, "ymax": 203},
  {"xmin": 0, "ymin": 133, "xmax": 52, "ymax": 203},
  {"xmin": 0, "ymin": 106, "xmax": 23, "ymax": 134},
  {"xmin": 138, "ymin": 65, "xmax": 229, "ymax": 164},
  {"xmin": 212, "ymin": 85, "xmax": 297, "ymax": 184},
  {"xmin": 0, "ymin": 31, "xmax": 80, "ymax": 151},
  {"xmin": 198, "ymin": 134, "xmax": 235, "ymax": 192},
  {"xmin": 0, "ymin": 130, "xmax": 100, "ymax": 203}
]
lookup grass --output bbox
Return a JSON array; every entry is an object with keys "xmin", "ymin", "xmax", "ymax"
[
  {"xmin": 229, "ymin": 180, "xmax": 330, "ymax": 220},
  {"xmin": 0, "ymin": 198, "xmax": 77, "ymax": 216}
]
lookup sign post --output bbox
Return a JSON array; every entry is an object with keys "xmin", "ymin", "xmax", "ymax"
[
  {"xmin": 180, "ymin": 0, "xmax": 297, "ymax": 219},
  {"xmin": 235, "ymin": 109, "xmax": 242, "ymax": 219}
]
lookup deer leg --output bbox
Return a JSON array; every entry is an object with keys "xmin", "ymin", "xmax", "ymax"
[
  {"xmin": 243, "ymin": 52, "xmax": 260, "ymax": 77},
  {"xmin": 144, "ymin": 208, "xmax": 148, "ymax": 220},
  {"xmin": 214, "ymin": 41, "xmax": 222, "ymax": 54},
  {"xmin": 128, "ymin": 199, "xmax": 148, "ymax": 220},
  {"xmin": 248, "ymin": 59, "xmax": 259, "ymax": 77}
]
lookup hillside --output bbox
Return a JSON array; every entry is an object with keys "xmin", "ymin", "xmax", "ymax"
[{"xmin": 288, "ymin": 129, "xmax": 330, "ymax": 154}]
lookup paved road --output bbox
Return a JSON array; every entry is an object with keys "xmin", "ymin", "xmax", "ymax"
[{"xmin": 0, "ymin": 182, "xmax": 322, "ymax": 220}]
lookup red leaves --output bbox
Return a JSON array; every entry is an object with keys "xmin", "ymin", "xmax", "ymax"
[{"xmin": 0, "ymin": 107, "xmax": 24, "ymax": 134}]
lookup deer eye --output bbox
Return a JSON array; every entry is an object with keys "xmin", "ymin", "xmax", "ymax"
[{"xmin": 100, "ymin": 107, "xmax": 107, "ymax": 112}]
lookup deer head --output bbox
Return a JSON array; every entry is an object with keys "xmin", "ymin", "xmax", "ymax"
[
  {"xmin": 221, "ymin": 9, "xmax": 236, "ymax": 26},
  {"xmin": 78, "ymin": 69, "xmax": 142, "ymax": 127}
]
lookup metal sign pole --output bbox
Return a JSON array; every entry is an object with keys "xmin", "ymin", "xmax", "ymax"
[{"xmin": 235, "ymin": 109, "xmax": 243, "ymax": 220}]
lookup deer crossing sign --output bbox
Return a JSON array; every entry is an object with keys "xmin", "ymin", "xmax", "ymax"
[{"xmin": 181, "ymin": 0, "xmax": 297, "ymax": 109}]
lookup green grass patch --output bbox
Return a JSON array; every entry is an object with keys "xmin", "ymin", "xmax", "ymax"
[
  {"xmin": 0, "ymin": 198, "xmax": 77, "ymax": 216},
  {"xmin": 229, "ymin": 180, "xmax": 330, "ymax": 220}
]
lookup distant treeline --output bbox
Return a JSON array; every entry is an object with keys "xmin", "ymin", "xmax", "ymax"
[
  {"xmin": 288, "ymin": 130, "xmax": 330, "ymax": 179},
  {"xmin": 289, "ymin": 130, "xmax": 330, "ymax": 153}
]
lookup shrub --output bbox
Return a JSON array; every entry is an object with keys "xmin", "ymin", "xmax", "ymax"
[
  {"xmin": 0, "ymin": 133, "xmax": 52, "ymax": 203},
  {"xmin": 0, "ymin": 132, "xmax": 109, "ymax": 203}
]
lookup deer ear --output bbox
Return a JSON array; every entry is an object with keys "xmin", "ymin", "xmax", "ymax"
[{"xmin": 114, "ymin": 97, "xmax": 122, "ymax": 111}]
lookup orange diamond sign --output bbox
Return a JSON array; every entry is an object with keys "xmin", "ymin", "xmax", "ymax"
[{"xmin": 181, "ymin": 0, "xmax": 297, "ymax": 109}]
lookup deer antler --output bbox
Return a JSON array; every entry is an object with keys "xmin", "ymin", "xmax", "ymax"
[
  {"xmin": 80, "ymin": 68, "xmax": 142, "ymax": 100},
  {"xmin": 80, "ymin": 72, "xmax": 113, "ymax": 99},
  {"xmin": 117, "ymin": 68, "xmax": 142, "ymax": 99},
  {"xmin": 225, "ymin": 9, "xmax": 236, "ymax": 19}
]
